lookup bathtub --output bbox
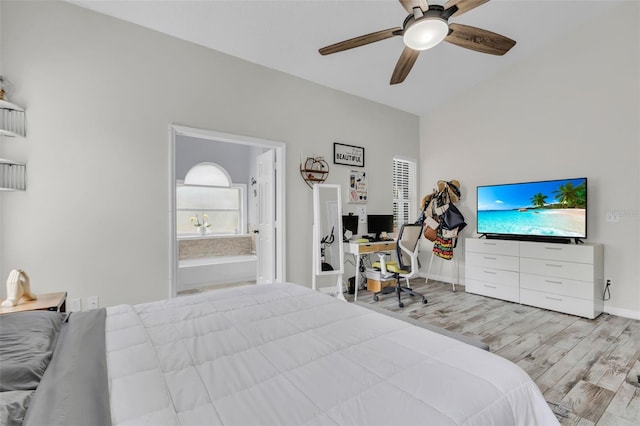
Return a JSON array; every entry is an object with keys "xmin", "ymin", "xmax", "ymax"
[{"xmin": 177, "ymin": 254, "xmax": 257, "ymax": 292}]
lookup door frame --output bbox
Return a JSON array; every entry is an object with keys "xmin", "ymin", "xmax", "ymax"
[{"xmin": 169, "ymin": 124, "xmax": 286, "ymax": 298}]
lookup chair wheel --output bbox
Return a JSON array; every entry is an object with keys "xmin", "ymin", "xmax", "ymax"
[
  {"xmin": 399, "ymin": 302, "xmax": 404, "ymax": 308},
  {"xmin": 373, "ymin": 295, "xmax": 379, "ymax": 301},
  {"xmin": 422, "ymin": 298, "xmax": 428, "ymax": 304},
  {"xmin": 409, "ymin": 293, "xmax": 415, "ymax": 297}
]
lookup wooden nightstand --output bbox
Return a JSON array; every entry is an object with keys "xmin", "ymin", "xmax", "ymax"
[{"xmin": 0, "ymin": 292, "xmax": 67, "ymax": 315}]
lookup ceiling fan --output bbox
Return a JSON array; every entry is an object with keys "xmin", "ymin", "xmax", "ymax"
[{"xmin": 319, "ymin": 0, "xmax": 516, "ymax": 85}]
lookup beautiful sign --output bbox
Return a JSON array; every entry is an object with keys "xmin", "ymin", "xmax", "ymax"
[{"xmin": 334, "ymin": 143, "xmax": 364, "ymax": 167}]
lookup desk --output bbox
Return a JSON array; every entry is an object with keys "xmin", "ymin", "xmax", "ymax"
[
  {"xmin": 0, "ymin": 292, "xmax": 67, "ymax": 315},
  {"xmin": 344, "ymin": 240, "xmax": 396, "ymax": 301}
]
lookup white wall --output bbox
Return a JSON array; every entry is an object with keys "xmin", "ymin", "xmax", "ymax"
[
  {"xmin": 419, "ymin": 2, "xmax": 640, "ymax": 318},
  {"xmin": 0, "ymin": 1, "xmax": 419, "ymax": 307}
]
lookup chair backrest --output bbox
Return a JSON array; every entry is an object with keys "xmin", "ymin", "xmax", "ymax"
[{"xmin": 396, "ymin": 223, "xmax": 423, "ymax": 271}]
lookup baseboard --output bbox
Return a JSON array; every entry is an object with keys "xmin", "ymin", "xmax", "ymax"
[{"xmin": 602, "ymin": 305, "xmax": 640, "ymax": 320}]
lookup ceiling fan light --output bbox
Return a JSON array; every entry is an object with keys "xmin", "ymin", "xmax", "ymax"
[{"xmin": 403, "ymin": 17, "xmax": 449, "ymax": 51}]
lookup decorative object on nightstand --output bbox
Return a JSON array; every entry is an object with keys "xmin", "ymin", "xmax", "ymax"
[{"xmin": 1, "ymin": 269, "xmax": 36, "ymax": 307}]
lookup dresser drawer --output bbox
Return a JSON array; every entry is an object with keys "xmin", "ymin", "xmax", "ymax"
[
  {"xmin": 520, "ymin": 273, "xmax": 593, "ymax": 300},
  {"xmin": 357, "ymin": 242, "xmax": 395, "ymax": 254},
  {"xmin": 520, "ymin": 289, "xmax": 596, "ymax": 319},
  {"xmin": 519, "ymin": 242, "xmax": 594, "ymax": 263},
  {"xmin": 520, "ymin": 258, "xmax": 593, "ymax": 281},
  {"xmin": 466, "ymin": 266, "xmax": 519, "ymax": 287},
  {"xmin": 466, "ymin": 238, "xmax": 520, "ymax": 256},
  {"xmin": 466, "ymin": 252, "xmax": 519, "ymax": 271},
  {"xmin": 466, "ymin": 279, "xmax": 519, "ymax": 303}
]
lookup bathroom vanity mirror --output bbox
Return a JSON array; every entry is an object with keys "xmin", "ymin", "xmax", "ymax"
[{"xmin": 312, "ymin": 184, "xmax": 345, "ymax": 299}]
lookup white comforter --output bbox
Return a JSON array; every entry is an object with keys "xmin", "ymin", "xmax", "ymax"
[{"xmin": 105, "ymin": 282, "xmax": 558, "ymax": 426}]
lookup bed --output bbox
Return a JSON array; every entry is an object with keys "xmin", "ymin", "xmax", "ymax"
[{"xmin": 1, "ymin": 282, "xmax": 559, "ymax": 425}]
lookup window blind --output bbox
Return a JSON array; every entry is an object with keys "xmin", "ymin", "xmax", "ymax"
[{"xmin": 393, "ymin": 157, "xmax": 417, "ymax": 230}]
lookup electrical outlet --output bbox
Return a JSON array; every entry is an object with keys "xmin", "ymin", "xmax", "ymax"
[
  {"xmin": 606, "ymin": 211, "xmax": 620, "ymax": 222},
  {"xmin": 68, "ymin": 298, "xmax": 81, "ymax": 312},
  {"xmin": 87, "ymin": 296, "xmax": 99, "ymax": 310}
]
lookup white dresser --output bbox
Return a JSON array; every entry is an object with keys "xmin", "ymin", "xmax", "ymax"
[
  {"xmin": 465, "ymin": 239, "xmax": 520, "ymax": 303},
  {"xmin": 465, "ymin": 238, "xmax": 604, "ymax": 319}
]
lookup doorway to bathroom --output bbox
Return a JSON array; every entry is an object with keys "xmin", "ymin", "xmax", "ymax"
[{"xmin": 169, "ymin": 125, "xmax": 286, "ymax": 297}]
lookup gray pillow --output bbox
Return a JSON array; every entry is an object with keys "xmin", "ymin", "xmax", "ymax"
[{"xmin": 0, "ymin": 311, "xmax": 64, "ymax": 391}]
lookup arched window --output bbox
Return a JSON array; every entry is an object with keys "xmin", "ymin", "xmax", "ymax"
[
  {"xmin": 184, "ymin": 162, "xmax": 231, "ymax": 186},
  {"xmin": 176, "ymin": 162, "xmax": 246, "ymax": 235}
]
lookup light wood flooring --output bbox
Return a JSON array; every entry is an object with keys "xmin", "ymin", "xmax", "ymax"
[{"xmin": 348, "ymin": 279, "xmax": 640, "ymax": 426}]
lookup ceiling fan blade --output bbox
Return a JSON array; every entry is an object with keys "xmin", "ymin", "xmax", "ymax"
[
  {"xmin": 390, "ymin": 47, "xmax": 420, "ymax": 85},
  {"xmin": 319, "ymin": 27, "xmax": 401, "ymax": 55},
  {"xmin": 446, "ymin": 23, "xmax": 516, "ymax": 55},
  {"xmin": 444, "ymin": 0, "xmax": 489, "ymax": 17},
  {"xmin": 399, "ymin": 0, "xmax": 428, "ymax": 14}
]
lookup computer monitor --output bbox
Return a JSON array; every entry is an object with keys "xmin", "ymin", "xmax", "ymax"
[
  {"xmin": 367, "ymin": 214, "xmax": 394, "ymax": 240},
  {"xmin": 342, "ymin": 215, "xmax": 359, "ymax": 241}
]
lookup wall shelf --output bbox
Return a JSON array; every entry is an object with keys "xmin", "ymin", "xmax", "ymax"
[
  {"xmin": 0, "ymin": 99, "xmax": 27, "ymax": 191},
  {"xmin": 0, "ymin": 158, "xmax": 27, "ymax": 191},
  {"xmin": 300, "ymin": 157, "xmax": 329, "ymax": 188},
  {"xmin": 0, "ymin": 100, "xmax": 26, "ymax": 138}
]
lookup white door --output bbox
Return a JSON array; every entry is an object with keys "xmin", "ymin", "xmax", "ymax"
[{"xmin": 256, "ymin": 149, "xmax": 276, "ymax": 283}]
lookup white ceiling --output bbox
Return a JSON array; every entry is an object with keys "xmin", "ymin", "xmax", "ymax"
[{"xmin": 71, "ymin": 0, "xmax": 622, "ymax": 116}]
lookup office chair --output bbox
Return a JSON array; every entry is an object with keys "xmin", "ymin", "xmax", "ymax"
[{"xmin": 372, "ymin": 223, "xmax": 427, "ymax": 308}]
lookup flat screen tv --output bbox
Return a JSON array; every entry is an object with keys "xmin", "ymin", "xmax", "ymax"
[{"xmin": 476, "ymin": 177, "xmax": 587, "ymax": 243}]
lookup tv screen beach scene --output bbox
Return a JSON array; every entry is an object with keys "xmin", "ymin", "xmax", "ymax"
[{"xmin": 477, "ymin": 178, "xmax": 587, "ymax": 237}]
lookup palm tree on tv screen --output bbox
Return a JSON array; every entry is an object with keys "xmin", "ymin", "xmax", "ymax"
[
  {"xmin": 530, "ymin": 192, "xmax": 548, "ymax": 208},
  {"xmin": 553, "ymin": 182, "xmax": 586, "ymax": 208},
  {"xmin": 574, "ymin": 181, "xmax": 587, "ymax": 208}
]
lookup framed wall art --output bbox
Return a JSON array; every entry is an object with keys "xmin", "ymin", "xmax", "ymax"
[
  {"xmin": 348, "ymin": 169, "xmax": 367, "ymax": 203},
  {"xmin": 334, "ymin": 143, "xmax": 364, "ymax": 167}
]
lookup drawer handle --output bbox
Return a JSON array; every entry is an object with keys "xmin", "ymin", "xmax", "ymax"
[
  {"xmin": 483, "ymin": 271, "xmax": 497, "ymax": 275},
  {"xmin": 545, "ymin": 264, "xmax": 563, "ymax": 268},
  {"xmin": 484, "ymin": 284, "xmax": 497, "ymax": 289},
  {"xmin": 545, "ymin": 280, "xmax": 563, "ymax": 284},
  {"xmin": 483, "ymin": 242, "xmax": 497, "ymax": 246},
  {"xmin": 545, "ymin": 247, "xmax": 563, "ymax": 251},
  {"xmin": 546, "ymin": 296, "xmax": 563, "ymax": 302},
  {"xmin": 483, "ymin": 256, "xmax": 497, "ymax": 260}
]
